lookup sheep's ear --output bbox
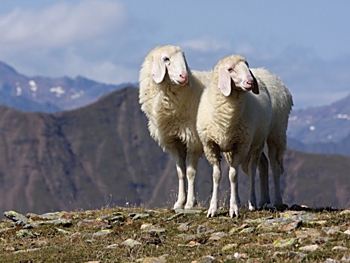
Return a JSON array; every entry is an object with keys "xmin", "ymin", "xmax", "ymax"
[
  {"xmin": 250, "ymin": 70, "xmax": 259, "ymax": 95},
  {"xmin": 218, "ymin": 65, "xmax": 231, "ymax": 96},
  {"xmin": 151, "ymin": 57, "xmax": 166, "ymax": 84}
]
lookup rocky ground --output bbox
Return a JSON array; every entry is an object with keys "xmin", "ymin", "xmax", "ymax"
[{"xmin": 0, "ymin": 206, "xmax": 349, "ymax": 262}]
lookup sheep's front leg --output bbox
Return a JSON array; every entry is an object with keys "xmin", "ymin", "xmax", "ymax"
[
  {"xmin": 228, "ymin": 165, "xmax": 239, "ymax": 217},
  {"xmin": 171, "ymin": 145, "xmax": 187, "ymax": 210},
  {"xmin": 184, "ymin": 153, "xmax": 200, "ymax": 209},
  {"xmin": 207, "ymin": 163, "xmax": 221, "ymax": 217},
  {"xmin": 205, "ymin": 141, "xmax": 221, "ymax": 217}
]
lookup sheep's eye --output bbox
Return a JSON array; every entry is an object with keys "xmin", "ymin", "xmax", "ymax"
[
  {"xmin": 163, "ymin": 57, "xmax": 170, "ymax": 62},
  {"xmin": 228, "ymin": 67, "xmax": 234, "ymax": 73}
]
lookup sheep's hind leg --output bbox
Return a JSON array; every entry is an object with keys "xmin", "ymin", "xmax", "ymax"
[
  {"xmin": 184, "ymin": 153, "xmax": 200, "ymax": 209},
  {"xmin": 258, "ymin": 152, "xmax": 270, "ymax": 208}
]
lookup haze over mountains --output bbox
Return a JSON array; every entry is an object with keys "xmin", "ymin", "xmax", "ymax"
[
  {"xmin": 0, "ymin": 61, "xmax": 132, "ymax": 113},
  {"xmin": 0, "ymin": 62, "xmax": 349, "ymax": 215}
]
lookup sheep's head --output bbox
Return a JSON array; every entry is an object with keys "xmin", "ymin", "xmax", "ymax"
[
  {"xmin": 216, "ymin": 55, "xmax": 259, "ymax": 96},
  {"xmin": 151, "ymin": 45, "xmax": 189, "ymax": 86}
]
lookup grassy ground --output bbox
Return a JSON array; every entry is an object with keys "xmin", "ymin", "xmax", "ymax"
[{"xmin": 0, "ymin": 206, "xmax": 349, "ymax": 262}]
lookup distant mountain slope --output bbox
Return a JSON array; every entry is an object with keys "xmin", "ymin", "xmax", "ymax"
[
  {"xmin": 288, "ymin": 94, "xmax": 350, "ymax": 143},
  {"xmin": 288, "ymin": 133, "xmax": 350, "ymax": 157},
  {"xmin": 0, "ymin": 87, "xmax": 349, "ymax": 216},
  {"xmin": 0, "ymin": 61, "xmax": 131, "ymax": 113}
]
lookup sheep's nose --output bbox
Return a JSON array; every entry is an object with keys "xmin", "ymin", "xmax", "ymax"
[{"xmin": 179, "ymin": 73, "xmax": 188, "ymax": 84}]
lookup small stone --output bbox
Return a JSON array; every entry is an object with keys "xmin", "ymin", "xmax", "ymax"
[
  {"xmin": 56, "ymin": 228, "xmax": 72, "ymax": 235},
  {"xmin": 177, "ymin": 222, "xmax": 190, "ymax": 232},
  {"xmin": 280, "ymin": 220, "xmax": 302, "ymax": 232},
  {"xmin": 332, "ymin": 246, "xmax": 348, "ymax": 251},
  {"xmin": 209, "ymin": 231, "xmax": 227, "ymax": 240},
  {"xmin": 344, "ymin": 229, "xmax": 350, "ymax": 235},
  {"xmin": 93, "ymin": 229, "xmax": 113, "ymax": 237},
  {"xmin": 221, "ymin": 243, "xmax": 238, "ymax": 251},
  {"xmin": 122, "ymin": 238, "xmax": 141, "ymax": 248},
  {"xmin": 140, "ymin": 223, "xmax": 153, "ymax": 230},
  {"xmin": 341, "ymin": 252, "xmax": 350, "ymax": 262},
  {"xmin": 299, "ymin": 244, "xmax": 319, "ymax": 251},
  {"xmin": 323, "ymin": 259, "xmax": 340, "ymax": 263},
  {"xmin": 233, "ymin": 252, "xmax": 248, "ymax": 259},
  {"xmin": 197, "ymin": 225, "xmax": 212, "ymax": 234},
  {"xmin": 322, "ymin": 226, "xmax": 341, "ymax": 235},
  {"xmin": 239, "ymin": 227, "xmax": 255, "ymax": 234},
  {"xmin": 340, "ymin": 210, "xmax": 350, "ymax": 215},
  {"xmin": 139, "ymin": 254, "xmax": 169, "ymax": 263},
  {"xmin": 16, "ymin": 229, "xmax": 36, "ymax": 238},
  {"xmin": 273, "ymin": 238, "xmax": 297, "ymax": 248},
  {"xmin": 105, "ymin": 244, "xmax": 118, "ymax": 249}
]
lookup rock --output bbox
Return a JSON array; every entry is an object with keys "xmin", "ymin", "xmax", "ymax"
[
  {"xmin": 341, "ymin": 252, "xmax": 350, "ymax": 262},
  {"xmin": 299, "ymin": 244, "xmax": 319, "ymax": 251},
  {"xmin": 122, "ymin": 238, "xmax": 142, "ymax": 248},
  {"xmin": 332, "ymin": 246, "xmax": 348, "ymax": 251},
  {"xmin": 173, "ymin": 209, "xmax": 204, "ymax": 215},
  {"xmin": 3, "ymin": 211, "xmax": 28, "ymax": 225},
  {"xmin": 239, "ymin": 227, "xmax": 255, "ymax": 234},
  {"xmin": 177, "ymin": 222, "xmax": 190, "ymax": 232},
  {"xmin": 197, "ymin": 225, "xmax": 212, "ymax": 234},
  {"xmin": 273, "ymin": 238, "xmax": 297, "ymax": 248},
  {"xmin": 280, "ymin": 220, "xmax": 302, "ymax": 232},
  {"xmin": 55, "ymin": 228, "xmax": 72, "ymax": 235},
  {"xmin": 16, "ymin": 229, "xmax": 37, "ymax": 238},
  {"xmin": 345, "ymin": 230, "xmax": 350, "ymax": 235},
  {"xmin": 221, "ymin": 243, "xmax": 238, "ymax": 251},
  {"xmin": 295, "ymin": 228, "xmax": 321, "ymax": 239},
  {"xmin": 137, "ymin": 254, "xmax": 169, "ymax": 263},
  {"xmin": 77, "ymin": 219, "xmax": 110, "ymax": 228},
  {"xmin": 209, "ymin": 231, "xmax": 227, "ymax": 241},
  {"xmin": 322, "ymin": 226, "xmax": 341, "ymax": 235},
  {"xmin": 105, "ymin": 244, "xmax": 118, "ymax": 249},
  {"xmin": 140, "ymin": 232, "xmax": 162, "ymax": 245},
  {"xmin": 130, "ymin": 213, "xmax": 150, "ymax": 220},
  {"xmin": 93, "ymin": 229, "xmax": 113, "ymax": 238},
  {"xmin": 340, "ymin": 210, "xmax": 350, "ymax": 215}
]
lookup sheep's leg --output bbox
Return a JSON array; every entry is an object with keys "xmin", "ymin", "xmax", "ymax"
[
  {"xmin": 247, "ymin": 158, "xmax": 258, "ymax": 211},
  {"xmin": 258, "ymin": 152, "xmax": 270, "ymax": 207},
  {"xmin": 228, "ymin": 165, "xmax": 239, "ymax": 217},
  {"xmin": 171, "ymin": 145, "xmax": 187, "ymax": 210},
  {"xmin": 207, "ymin": 163, "xmax": 221, "ymax": 217},
  {"xmin": 206, "ymin": 142, "xmax": 221, "ymax": 217},
  {"xmin": 184, "ymin": 153, "xmax": 200, "ymax": 209},
  {"xmin": 268, "ymin": 147, "xmax": 284, "ymax": 207}
]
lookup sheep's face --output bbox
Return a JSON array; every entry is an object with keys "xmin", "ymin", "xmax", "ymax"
[
  {"xmin": 217, "ymin": 56, "xmax": 259, "ymax": 96},
  {"xmin": 151, "ymin": 46, "xmax": 189, "ymax": 86}
]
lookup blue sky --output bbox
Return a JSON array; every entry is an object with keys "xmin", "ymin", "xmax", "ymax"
[{"xmin": 0, "ymin": 1, "xmax": 349, "ymax": 109}]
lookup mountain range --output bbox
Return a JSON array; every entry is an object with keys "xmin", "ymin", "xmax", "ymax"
[
  {"xmin": 0, "ymin": 86, "xmax": 349, "ymax": 216},
  {"xmin": 0, "ymin": 61, "xmax": 132, "ymax": 113},
  {"xmin": 1, "ymin": 60, "xmax": 350, "ymax": 156}
]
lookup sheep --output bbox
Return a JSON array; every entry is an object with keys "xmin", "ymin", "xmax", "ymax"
[
  {"xmin": 196, "ymin": 54, "xmax": 273, "ymax": 217},
  {"xmin": 251, "ymin": 68, "xmax": 293, "ymax": 208},
  {"xmin": 139, "ymin": 45, "xmax": 211, "ymax": 210}
]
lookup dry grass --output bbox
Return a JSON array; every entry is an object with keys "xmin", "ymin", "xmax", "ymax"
[{"xmin": 0, "ymin": 206, "xmax": 349, "ymax": 262}]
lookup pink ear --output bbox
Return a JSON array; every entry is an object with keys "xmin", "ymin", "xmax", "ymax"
[
  {"xmin": 249, "ymin": 70, "xmax": 259, "ymax": 95},
  {"xmin": 151, "ymin": 57, "xmax": 166, "ymax": 83},
  {"xmin": 218, "ymin": 65, "xmax": 232, "ymax": 96}
]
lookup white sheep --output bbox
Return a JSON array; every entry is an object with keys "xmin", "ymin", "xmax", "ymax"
[
  {"xmin": 251, "ymin": 68, "xmax": 293, "ymax": 208},
  {"xmin": 139, "ymin": 45, "xmax": 211, "ymax": 210},
  {"xmin": 196, "ymin": 54, "xmax": 273, "ymax": 217}
]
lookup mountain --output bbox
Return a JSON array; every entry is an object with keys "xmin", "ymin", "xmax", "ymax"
[
  {"xmin": 0, "ymin": 86, "xmax": 349, "ymax": 216},
  {"xmin": 287, "ymin": 94, "xmax": 350, "ymax": 144},
  {"xmin": 0, "ymin": 61, "xmax": 131, "ymax": 113}
]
